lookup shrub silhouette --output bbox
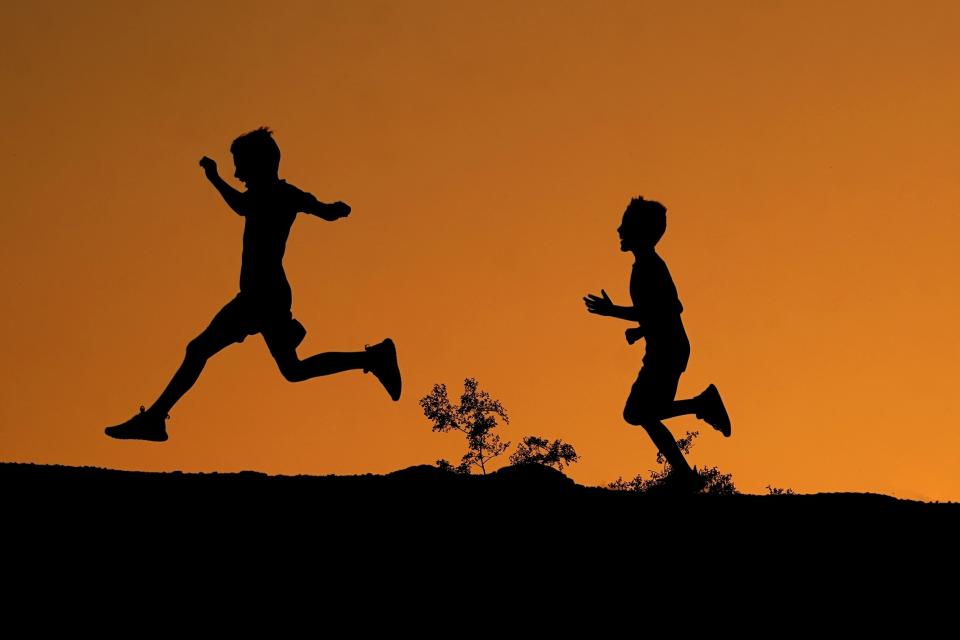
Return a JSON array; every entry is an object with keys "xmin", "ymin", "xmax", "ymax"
[
  {"xmin": 420, "ymin": 378, "xmax": 510, "ymax": 475},
  {"xmin": 509, "ymin": 436, "xmax": 580, "ymax": 471},
  {"xmin": 608, "ymin": 430, "xmax": 736, "ymax": 495},
  {"xmin": 766, "ymin": 485, "xmax": 795, "ymax": 495}
]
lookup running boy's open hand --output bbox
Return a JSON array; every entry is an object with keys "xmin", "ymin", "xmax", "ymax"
[
  {"xmin": 584, "ymin": 289, "xmax": 615, "ymax": 316},
  {"xmin": 199, "ymin": 156, "xmax": 218, "ymax": 180}
]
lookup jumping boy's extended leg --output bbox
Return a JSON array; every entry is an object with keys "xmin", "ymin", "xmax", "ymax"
[
  {"xmin": 150, "ymin": 328, "xmax": 239, "ymax": 417},
  {"xmin": 105, "ymin": 299, "xmax": 247, "ymax": 441},
  {"xmin": 266, "ymin": 333, "xmax": 402, "ymax": 401}
]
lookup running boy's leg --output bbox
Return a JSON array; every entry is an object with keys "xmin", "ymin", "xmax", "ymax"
[
  {"xmin": 623, "ymin": 366, "xmax": 697, "ymax": 477},
  {"xmin": 656, "ymin": 386, "xmax": 731, "ymax": 437}
]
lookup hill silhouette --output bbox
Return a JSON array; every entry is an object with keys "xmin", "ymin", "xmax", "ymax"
[
  {"xmin": 7, "ymin": 462, "xmax": 956, "ymax": 550},
  {"xmin": 7, "ymin": 460, "xmax": 950, "ymax": 613},
  {"xmin": 7, "ymin": 462, "xmax": 957, "ymax": 608}
]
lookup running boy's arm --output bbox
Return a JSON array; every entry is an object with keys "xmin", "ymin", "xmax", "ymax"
[
  {"xmin": 583, "ymin": 289, "xmax": 642, "ymax": 322},
  {"xmin": 585, "ymin": 291, "xmax": 645, "ymax": 344},
  {"xmin": 199, "ymin": 156, "xmax": 251, "ymax": 216}
]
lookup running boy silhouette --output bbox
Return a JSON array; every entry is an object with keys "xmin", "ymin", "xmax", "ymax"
[
  {"xmin": 584, "ymin": 196, "xmax": 729, "ymax": 491},
  {"xmin": 106, "ymin": 127, "xmax": 401, "ymax": 442}
]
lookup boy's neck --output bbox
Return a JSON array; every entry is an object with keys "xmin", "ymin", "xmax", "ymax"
[
  {"xmin": 632, "ymin": 246, "xmax": 657, "ymax": 259},
  {"xmin": 247, "ymin": 176, "xmax": 282, "ymax": 191}
]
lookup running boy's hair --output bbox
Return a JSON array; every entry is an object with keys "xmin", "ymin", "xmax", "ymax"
[{"xmin": 623, "ymin": 196, "xmax": 667, "ymax": 246}]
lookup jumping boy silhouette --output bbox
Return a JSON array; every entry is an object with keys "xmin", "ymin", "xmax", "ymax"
[
  {"xmin": 106, "ymin": 127, "xmax": 401, "ymax": 442},
  {"xmin": 584, "ymin": 196, "xmax": 730, "ymax": 491}
]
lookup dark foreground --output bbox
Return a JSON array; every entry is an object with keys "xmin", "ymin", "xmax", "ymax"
[
  {"xmin": 7, "ymin": 462, "xmax": 957, "ymax": 540},
  {"xmin": 6, "ymin": 462, "xmax": 953, "ymax": 619}
]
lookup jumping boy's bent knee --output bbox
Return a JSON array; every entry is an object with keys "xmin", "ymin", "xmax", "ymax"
[
  {"xmin": 275, "ymin": 356, "xmax": 307, "ymax": 383},
  {"xmin": 623, "ymin": 405, "xmax": 653, "ymax": 426}
]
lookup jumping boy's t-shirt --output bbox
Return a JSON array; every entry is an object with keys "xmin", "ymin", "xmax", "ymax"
[
  {"xmin": 238, "ymin": 180, "xmax": 318, "ymax": 304},
  {"xmin": 630, "ymin": 250, "xmax": 689, "ymax": 368}
]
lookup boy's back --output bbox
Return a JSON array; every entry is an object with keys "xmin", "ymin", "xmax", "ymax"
[
  {"xmin": 630, "ymin": 250, "xmax": 688, "ymax": 369},
  {"xmin": 629, "ymin": 250, "xmax": 683, "ymax": 325}
]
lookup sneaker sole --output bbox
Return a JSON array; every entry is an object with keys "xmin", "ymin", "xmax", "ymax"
[{"xmin": 104, "ymin": 428, "xmax": 169, "ymax": 442}]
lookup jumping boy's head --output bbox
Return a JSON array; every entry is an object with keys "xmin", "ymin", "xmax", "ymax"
[
  {"xmin": 231, "ymin": 127, "xmax": 281, "ymax": 188},
  {"xmin": 618, "ymin": 196, "xmax": 667, "ymax": 252}
]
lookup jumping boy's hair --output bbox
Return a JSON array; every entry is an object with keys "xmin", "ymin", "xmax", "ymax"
[
  {"xmin": 230, "ymin": 126, "xmax": 281, "ymax": 174},
  {"xmin": 624, "ymin": 196, "xmax": 667, "ymax": 246}
]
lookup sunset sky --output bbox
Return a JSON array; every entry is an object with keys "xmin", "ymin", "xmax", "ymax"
[{"xmin": 2, "ymin": 1, "xmax": 958, "ymax": 500}]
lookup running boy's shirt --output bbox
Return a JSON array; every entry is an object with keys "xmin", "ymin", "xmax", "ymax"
[
  {"xmin": 238, "ymin": 180, "xmax": 318, "ymax": 297},
  {"xmin": 629, "ymin": 250, "xmax": 684, "ymax": 327}
]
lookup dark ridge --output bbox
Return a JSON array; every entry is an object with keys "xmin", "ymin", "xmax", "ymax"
[
  {"xmin": 6, "ymin": 462, "xmax": 956, "ymax": 575},
  {"xmin": 6, "ymin": 461, "xmax": 954, "ymax": 516}
]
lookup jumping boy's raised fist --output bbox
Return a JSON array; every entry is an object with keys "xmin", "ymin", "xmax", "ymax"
[{"xmin": 199, "ymin": 156, "xmax": 218, "ymax": 178}]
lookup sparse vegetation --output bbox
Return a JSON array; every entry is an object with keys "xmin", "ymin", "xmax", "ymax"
[
  {"xmin": 608, "ymin": 430, "xmax": 736, "ymax": 495},
  {"xmin": 422, "ymin": 378, "xmax": 582, "ymax": 475},
  {"xmin": 509, "ymin": 436, "xmax": 580, "ymax": 471},
  {"xmin": 766, "ymin": 485, "xmax": 795, "ymax": 495},
  {"xmin": 420, "ymin": 378, "xmax": 510, "ymax": 475}
]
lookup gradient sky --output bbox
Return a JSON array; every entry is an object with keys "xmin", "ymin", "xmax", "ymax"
[{"xmin": 2, "ymin": 1, "xmax": 958, "ymax": 500}]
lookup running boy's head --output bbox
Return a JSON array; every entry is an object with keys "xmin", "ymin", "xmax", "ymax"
[
  {"xmin": 618, "ymin": 196, "xmax": 667, "ymax": 252},
  {"xmin": 231, "ymin": 127, "xmax": 281, "ymax": 188}
]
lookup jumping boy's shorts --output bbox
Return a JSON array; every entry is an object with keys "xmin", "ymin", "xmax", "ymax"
[{"xmin": 204, "ymin": 292, "xmax": 306, "ymax": 351}]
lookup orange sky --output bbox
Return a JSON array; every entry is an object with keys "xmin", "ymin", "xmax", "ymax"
[{"xmin": 2, "ymin": 1, "xmax": 958, "ymax": 500}]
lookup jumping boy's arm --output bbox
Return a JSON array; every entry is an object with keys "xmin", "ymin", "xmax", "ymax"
[
  {"xmin": 199, "ymin": 156, "xmax": 251, "ymax": 216},
  {"xmin": 301, "ymin": 193, "xmax": 351, "ymax": 221},
  {"xmin": 279, "ymin": 181, "xmax": 351, "ymax": 221},
  {"xmin": 583, "ymin": 289, "xmax": 641, "ymax": 321}
]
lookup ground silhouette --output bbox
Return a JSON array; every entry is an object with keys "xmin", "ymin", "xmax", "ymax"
[{"xmin": 7, "ymin": 462, "xmax": 956, "ymax": 545}]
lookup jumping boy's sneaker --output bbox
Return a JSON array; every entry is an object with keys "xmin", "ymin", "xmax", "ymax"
[
  {"xmin": 105, "ymin": 406, "xmax": 169, "ymax": 442},
  {"xmin": 695, "ymin": 384, "xmax": 731, "ymax": 437},
  {"xmin": 364, "ymin": 338, "xmax": 402, "ymax": 401}
]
